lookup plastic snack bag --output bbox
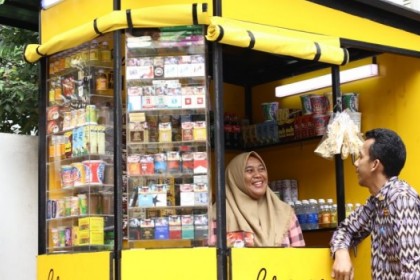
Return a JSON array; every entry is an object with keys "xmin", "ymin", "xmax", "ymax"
[{"xmin": 314, "ymin": 111, "xmax": 363, "ymax": 160}]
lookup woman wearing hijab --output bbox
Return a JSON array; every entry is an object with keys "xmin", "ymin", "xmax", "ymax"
[{"xmin": 210, "ymin": 151, "xmax": 305, "ymax": 247}]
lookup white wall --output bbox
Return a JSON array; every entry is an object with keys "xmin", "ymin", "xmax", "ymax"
[{"xmin": 0, "ymin": 133, "xmax": 38, "ymax": 280}]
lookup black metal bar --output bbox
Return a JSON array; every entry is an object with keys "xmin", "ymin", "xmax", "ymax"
[
  {"xmin": 112, "ymin": 28, "xmax": 123, "ymax": 280},
  {"xmin": 212, "ymin": 1, "xmax": 228, "ymax": 280},
  {"xmin": 331, "ymin": 65, "xmax": 346, "ymax": 223},
  {"xmin": 38, "ymin": 56, "xmax": 47, "ymax": 255},
  {"xmin": 112, "ymin": 29, "xmax": 123, "ymax": 280},
  {"xmin": 213, "ymin": 42, "xmax": 228, "ymax": 280},
  {"xmin": 112, "ymin": 2, "xmax": 122, "ymax": 280}
]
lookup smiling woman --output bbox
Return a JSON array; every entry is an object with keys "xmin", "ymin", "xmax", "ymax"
[{"xmin": 210, "ymin": 151, "xmax": 305, "ymax": 248}]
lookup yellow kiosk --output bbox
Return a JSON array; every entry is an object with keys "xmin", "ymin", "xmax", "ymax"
[{"xmin": 28, "ymin": 0, "xmax": 420, "ymax": 279}]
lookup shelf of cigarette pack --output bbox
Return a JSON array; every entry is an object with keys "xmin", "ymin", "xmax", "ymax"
[
  {"xmin": 127, "ymin": 239, "xmax": 206, "ymax": 249},
  {"xmin": 128, "ymin": 40, "xmax": 205, "ymax": 51},
  {"xmin": 47, "ymin": 184, "xmax": 114, "ymax": 194},
  {"xmin": 47, "ymin": 154, "xmax": 113, "ymax": 165},
  {"xmin": 47, "ymin": 213, "xmax": 114, "ymax": 223}
]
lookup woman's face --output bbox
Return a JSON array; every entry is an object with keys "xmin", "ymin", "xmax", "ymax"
[{"xmin": 244, "ymin": 156, "xmax": 268, "ymax": 200}]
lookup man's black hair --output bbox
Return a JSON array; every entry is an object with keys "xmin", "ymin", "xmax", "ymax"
[{"xmin": 365, "ymin": 128, "xmax": 406, "ymax": 177}]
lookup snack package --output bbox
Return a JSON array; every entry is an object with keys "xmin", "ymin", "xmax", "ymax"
[{"xmin": 314, "ymin": 111, "xmax": 363, "ymax": 160}]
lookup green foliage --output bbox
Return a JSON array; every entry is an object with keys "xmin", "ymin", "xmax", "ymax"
[{"xmin": 0, "ymin": 25, "xmax": 39, "ymax": 135}]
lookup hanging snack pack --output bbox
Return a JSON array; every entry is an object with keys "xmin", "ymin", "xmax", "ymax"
[{"xmin": 314, "ymin": 111, "xmax": 363, "ymax": 160}]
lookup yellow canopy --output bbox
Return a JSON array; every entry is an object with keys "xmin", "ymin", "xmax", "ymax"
[
  {"xmin": 24, "ymin": 3, "xmax": 348, "ymax": 66},
  {"xmin": 24, "ymin": 3, "xmax": 210, "ymax": 63},
  {"xmin": 205, "ymin": 16, "xmax": 349, "ymax": 65}
]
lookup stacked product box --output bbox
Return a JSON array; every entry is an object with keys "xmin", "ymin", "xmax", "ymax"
[{"xmin": 78, "ymin": 217, "xmax": 104, "ymax": 246}]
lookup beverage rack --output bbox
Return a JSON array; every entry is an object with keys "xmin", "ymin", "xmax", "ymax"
[{"xmin": 45, "ymin": 34, "xmax": 115, "ymax": 253}]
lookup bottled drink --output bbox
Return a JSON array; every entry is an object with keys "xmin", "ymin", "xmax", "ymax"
[
  {"xmin": 326, "ymin": 198, "xmax": 334, "ymax": 228},
  {"xmin": 301, "ymin": 200, "xmax": 310, "ymax": 230},
  {"xmin": 96, "ymin": 69, "xmax": 108, "ymax": 90},
  {"xmin": 89, "ymin": 40, "xmax": 99, "ymax": 61},
  {"xmin": 308, "ymin": 199, "xmax": 319, "ymax": 230},
  {"xmin": 331, "ymin": 204, "xmax": 338, "ymax": 227},
  {"xmin": 294, "ymin": 200, "xmax": 306, "ymax": 230},
  {"xmin": 320, "ymin": 204, "xmax": 331, "ymax": 229},
  {"xmin": 345, "ymin": 203, "xmax": 354, "ymax": 217},
  {"xmin": 317, "ymin": 198, "xmax": 326, "ymax": 228},
  {"xmin": 100, "ymin": 41, "xmax": 112, "ymax": 62}
]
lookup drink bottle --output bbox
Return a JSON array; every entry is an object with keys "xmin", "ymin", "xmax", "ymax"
[{"xmin": 308, "ymin": 199, "xmax": 319, "ymax": 230}]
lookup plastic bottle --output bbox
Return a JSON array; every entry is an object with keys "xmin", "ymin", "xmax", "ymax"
[
  {"xmin": 326, "ymin": 198, "xmax": 334, "ymax": 228},
  {"xmin": 294, "ymin": 200, "xmax": 306, "ymax": 230},
  {"xmin": 100, "ymin": 41, "xmax": 112, "ymax": 62},
  {"xmin": 331, "ymin": 203, "xmax": 338, "ymax": 228},
  {"xmin": 301, "ymin": 199, "xmax": 310, "ymax": 230},
  {"xmin": 345, "ymin": 203, "xmax": 354, "ymax": 217},
  {"xmin": 321, "ymin": 204, "xmax": 331, "ymax": 229},
  {"xmin": 308, "ymin": 199, "xmax": 319, "ymax": 230},
  {"xmin": 317, "ymin": 198, "xmax": 326, "ymax": 228},
  {"xmin": 96, "ymin": 69, "xmax": 108, "ymax": 91},
  {"xmin": 89, "ymin": 40, "xmax": 99, "ymax": 61}
]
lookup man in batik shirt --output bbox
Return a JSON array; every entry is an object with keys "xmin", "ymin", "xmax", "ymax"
[{"xmin": 330, "ymin": 128, "xmax": 420, "ymax": 280}]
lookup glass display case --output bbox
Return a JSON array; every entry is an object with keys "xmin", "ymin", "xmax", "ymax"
[
  {"xmin": 124, "ymin": 26, "xmax": 211, "ymax": 248},
  {"xmin": 45, "ymin": 34, "xmax": 115, "ymax": 253}
]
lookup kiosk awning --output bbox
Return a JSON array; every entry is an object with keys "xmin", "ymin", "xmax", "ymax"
[
  {"xmin": 24, "ymin": 3, "xmax": 348, "ymax": 66},
  {"xmin": 205, "ymin": 16, "xmax": 349, "ymax": 66},
  {"xmin": 23, "ymin": 3, "xmax": 210, "ymax": 63}
]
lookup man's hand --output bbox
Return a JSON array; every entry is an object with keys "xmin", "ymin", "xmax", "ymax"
[{"xmin": 331, "ymin": 248, "xmax": 354, "ymax": 280}]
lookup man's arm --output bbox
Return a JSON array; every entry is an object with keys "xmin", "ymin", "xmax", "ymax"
[
  {"xmin": 331, "ymin": 248, "xmax": 354, "ymax": 280},
  {"xmin": 394, "ymin": 193, "xmax": 420, "ymax": 279}
]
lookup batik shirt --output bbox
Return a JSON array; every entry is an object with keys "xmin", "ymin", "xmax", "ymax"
[{"xmin": 330, "ymin": 177, "xmax": 420, "ymax": 280}]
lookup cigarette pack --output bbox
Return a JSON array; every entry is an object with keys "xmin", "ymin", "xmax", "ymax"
[
  {"xmin": 169, "ymin": 215, "xmax": 181, "ymax": 239},
  {"xmin": 194, "ymin": 214, "xmax": 209, "ymax": 239},
  {"xmin": 140, "ymin": 219, "xmax": 155, "ymax": 240},
  {"xmin": 193, "ymin": 152, "xmax": 208, "ymax": 174},
  {"xmin": 181, "ymin": 215, "xmax": 194, "ymax": 239},
  {"xmin": 154, "ymin": 217, "xmax": 169, "ymax": 240}
]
